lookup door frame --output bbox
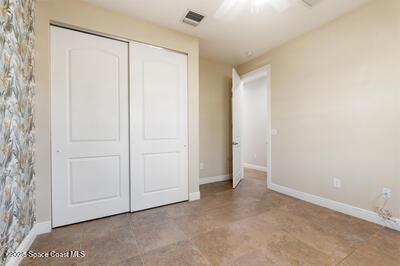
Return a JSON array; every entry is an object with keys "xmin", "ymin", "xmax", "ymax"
[
  {"xmin": 49, "ymin": 24, "xmax": 191, "ymax": 227},
  {"xmin": 239, "ymin": 65, "xmax": 272, "ymax": 188}
]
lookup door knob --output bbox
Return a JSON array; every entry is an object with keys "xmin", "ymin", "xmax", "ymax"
[{"xmin": 232, "ymin": 142, "xmax": 239, "ymax": 145}]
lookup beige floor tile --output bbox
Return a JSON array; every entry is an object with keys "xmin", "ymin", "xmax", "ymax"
[
  {"xmin": 20, "ymin": 257, "xmax": 80, "ymax": 266},
  {"xmin": 220, "ymin": 236, "xmax": 330, "ymax": 266},
  {"xmin": 339, "ymin": 245, "xmax": 400, "ymax": 266},
  {"xmin": 258, "ymin": 202, "xmax": 381, "ymax": 263},
  {"xmin": 229, "ymin": 183, "xmax": 268, "ymax": 200},
  {"xmin": 280, "ymin": 217, "xmax": 357, "ymax": 263},
  {"xmin": 191, "ymin": 226, "xmax": 259, "ymax": 265},
  {"xmin": 142, "ymin": 240, "xmax": 210, "ymax": 266},
  {"xmin": 129, "ymin": 207, "xmax": 171, "ymax": 230},
  {"xmin": 162, "ymin": 201, "xmax": 203, "ymax": 219},
  {"xmin": 110, "ymin": 256, "xmax": 144, "ymax": 266},
  {"xmin": 30, "ymin": 223, "xmax": 84, "ymax": 252},
  {"xmin": 21, "ymin": 168, "xmax": 400, "ymax": 266},
  {"xmin": 263, "ymin": 234, "xmax": 335, "ymax": 266},
  {"xmin": 200, "ymin": 181, "xmax": 232, "ymax": 198},
  {"xmin": 173, "ymin": 198, "xmax": 260, "ymax": 238},
  {"xmin": 228, "ymin": 214, "xmax": 287, "ymax": 246},
  {"xmin": 323, "ymin": 211, "xmax": 381, "ymax": 244},
  {"xmin": 21, "ymin": 224, "xmax": 84, "ymax": 265},
  {"xmin": 133, "ymin": 220, "xmax": 188, "ymax": 253},
  {"xmin": 81, "ymin": 217, "xmax": 134, "ymax": 244},
  {"xmin": 366, "ymin": 227, "xmax": 400, "ymax": 260},
  {"xmin": 81, "ymin": 228, "xmax": 140, "ymax": 265},
  {"xmin": 174, "ymin": 213, "xmax": 220, "ymax": 237},
  {"xmin": 225, "ymin": 249, "xmax": 277, "ymax": 266},
  {"xmin": 196, "ymin": 194, "xmax": 233, "ymax": 212}
]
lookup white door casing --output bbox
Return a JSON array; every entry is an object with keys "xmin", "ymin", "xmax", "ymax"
[
  {"xmin": 51, "ymin": 26, "xmax": 130, "ymax": 227},
  {"xmin": 130, "ymin": 42, "xmax": 189, "ymax": 211},
  {"xmin": 232, "ymin": 68, "xmax": 243, "ymax": 188}
]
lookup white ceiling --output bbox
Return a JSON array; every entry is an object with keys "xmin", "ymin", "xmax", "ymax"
[{"xmin": 83, "ymin": 0, "xmax": 371, "ymax": 65}]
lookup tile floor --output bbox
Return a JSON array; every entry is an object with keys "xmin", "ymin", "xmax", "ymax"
[{"xmin": 22, "ymin": 169, "xmax": 400, "ymax": 265}]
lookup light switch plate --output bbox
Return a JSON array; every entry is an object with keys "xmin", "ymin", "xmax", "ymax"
[{"xmin": 271, "ymin": 129, "xmax": 278, "ymax": 135}]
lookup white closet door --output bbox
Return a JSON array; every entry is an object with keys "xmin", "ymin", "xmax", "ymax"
[
  {"xmin": 130, "ymin": 42, "xmax": 188, "ymax": 211},
  {"xmin": 51, "ymin": 26, "xmax": 130, "ymax": 227}
]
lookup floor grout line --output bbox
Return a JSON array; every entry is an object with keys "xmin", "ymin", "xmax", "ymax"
[
  {"xmin": 334, "ymin": 226, "xmax": 385, "ymax": 265},
  {"xmin": 188, "ymin": 238, "xmax": 213, "ymax": 266}
]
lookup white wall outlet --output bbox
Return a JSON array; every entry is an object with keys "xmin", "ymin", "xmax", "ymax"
[
  {"xmin": 200, "ymin": 162, "xmax": 204, "ymax": 170},
  {"xmin": 253, "ymin": 154, "xmax": 257, "ymax": 159},
  {"xmin": 333, "ymin": 178, "xmax": 341, "ymax": 188},
  {"xmin": 271, "ymin": 129, "xmax": 278, "ymax": 136},
  {"xmin": 383, "ymin": 188, "xmax": 391, "ymax": 199}
]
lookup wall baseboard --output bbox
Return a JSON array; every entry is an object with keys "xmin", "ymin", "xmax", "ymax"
[
  {"xmin": 35, "ymin": 221, "xmax": 52, "ymax": 235},
  {"xmin": 6, "ymin": 227, "xmax": 36, "ymax": 266},
  {"xmin": 199, "ymin": 174, "xmax": 232, "ymax": 185},
  {"xmin": 189, "ymin": 191, "xmax": 201, "ymax": 201},
  {"xmin": 6, "ymin": 221, "xmax": 52, "ymax": 266},
  {"xmin": 269, "ymin": 182, "xmax": 400, "ymax": 231},
  {"xmin": 243, "ymin": 163, "xmax": 267, "ymax": 172}
]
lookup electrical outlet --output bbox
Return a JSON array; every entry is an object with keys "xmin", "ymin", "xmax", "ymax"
[
  {"xmin": 383, "ymin": 188, "xmax": 391, "ymax": 199},
  {"xmin": 200, "ymin": 163, "xmax": 204, "ymax": 170},
  {"xmin": 253, "ymin": 154, "xmax": 257, "ymax": 159},
  {"xmin": 333, "ymin": 178, "xmax": 341, "ymax": 188}
]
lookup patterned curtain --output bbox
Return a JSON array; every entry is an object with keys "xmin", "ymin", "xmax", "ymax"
[{"xmin": 0, "ymin": 0, "xmax": 36, "ymax": 264}]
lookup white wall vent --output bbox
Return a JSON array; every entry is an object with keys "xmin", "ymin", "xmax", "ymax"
[
  {"xmin": 302, "ymin": 0, "xmax": 323, "ymax": 7},
  {"xmin": 182, "ymin": 10, "xmax": 205, "ymax": 27}
]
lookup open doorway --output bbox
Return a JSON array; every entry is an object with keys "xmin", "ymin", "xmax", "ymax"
[
  {"xmin": 242, "ymin": 73, "xmax": 268, "ymax": 184},
  {"xmin": 232, "ymin": 66, "xmax": 271, "ymax": 188}
]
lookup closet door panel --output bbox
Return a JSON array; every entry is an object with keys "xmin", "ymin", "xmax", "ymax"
[
  {"xmin": 51, "ymin": 26, "xmax": 130, "ymax": 227},
  {"xmin": 130, "ymin": 42, "xmax": 188, "ymax": 211}
]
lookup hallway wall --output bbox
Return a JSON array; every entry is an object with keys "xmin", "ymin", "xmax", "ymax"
[{"xmin": 242, "ymin": 78, "xmax": 268, "ymax": 168}]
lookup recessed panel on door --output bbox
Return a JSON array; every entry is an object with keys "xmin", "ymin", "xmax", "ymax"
[
  {"xmin": 130, "ymin": 42, "xmax": 188, "ymax": 211},
  {"xmin": 69, "ymin": 49, "xmax": 120, "ymax": 142},
  {"xmin": 144, "ymin": 153, "xmax": 180, "ymax": 193},
  {"xmin": 51, "ymin": 26, "xmax": 129, "ymax": 227},
  {"xmin": 143, "ymin": 61, "xmax": 179, "ymax": 140},
  {"xmin": 69, "ymin": 156, "xmax": 121, "ymax": 204}
]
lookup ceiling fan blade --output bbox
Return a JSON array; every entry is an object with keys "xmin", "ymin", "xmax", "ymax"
[
  {"xmin": 253, "ymin": 0, "xmax": 291, "ymax": 13},
  {"xmin": 267, "ymin": 0, "xmax": 290, "ymax": 12},
  {"xmin": 214, "ymin": 0, "xmax": 248, "ymax": 19},
  {"xmin": 214, "ymin": 0, "xmax": 293, "ymax": 19}
]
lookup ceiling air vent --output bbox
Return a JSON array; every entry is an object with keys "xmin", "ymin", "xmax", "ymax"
[
  {"xmin": 302, "ymin": 0, "xmax": 323, "ymax": 7},
  {"xmin": 182, "ymin": 10, "xmax": 205, "ymax": 27}
]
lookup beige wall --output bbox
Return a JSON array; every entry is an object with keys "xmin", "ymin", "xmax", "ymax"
[
  {"xmin": 199, "ymin": 58, "xmax": 232, "ymax": 178},
  {"xmin": 238, "ymin": 0, "xmax": 400, "ymax": 218},
  {"xmin": 35, "ymin": 0, "xmax": 199, "ymax": 223}
]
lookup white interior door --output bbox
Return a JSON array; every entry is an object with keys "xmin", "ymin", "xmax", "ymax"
[
  {"xmin": 232, "ymin": 68, "xmax": 243, "ymax": 188},
  {"xmin": 130, "ymin": 42, "xmax": 188, "ymax": 211},
  {"xmin": 51, "ymin": 26, "xmax": 130, "ymax": 227}
]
